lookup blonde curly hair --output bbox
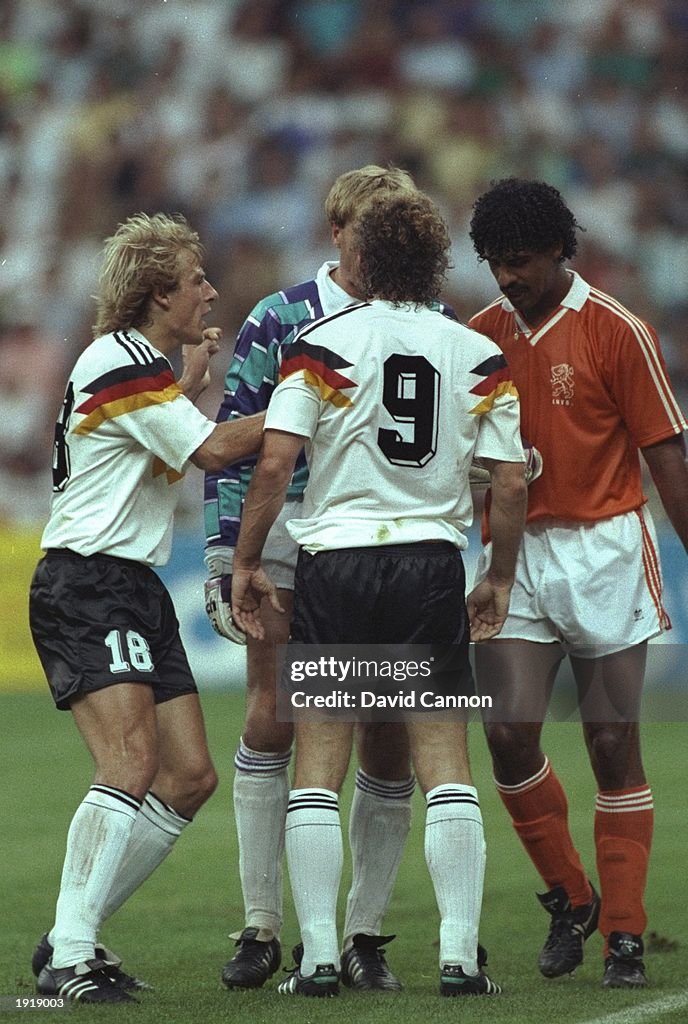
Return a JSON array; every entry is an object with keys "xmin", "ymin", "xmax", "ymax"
[{"xmin": 93, "ymin": 212, "xmax": 204, "ymax": 337}]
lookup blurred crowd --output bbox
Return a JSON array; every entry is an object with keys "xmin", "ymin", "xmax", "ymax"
[{"xmin": 1, "ymin": 0, "xmax": 687, "ymax": 526}]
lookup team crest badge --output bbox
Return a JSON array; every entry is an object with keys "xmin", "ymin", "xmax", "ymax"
[{"xmin": 551, "ymin": 363, "xmax": 574, "ymax": 405}]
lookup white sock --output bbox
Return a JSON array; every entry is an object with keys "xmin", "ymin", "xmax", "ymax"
[
  {"xmin": 97, "ymin": 791, "xmax": 190, "ymax": 922},
  {"xmin": 343, "ymin": 769, "xmax": 414, "ymax": 945},
  {"xmin": 424, "ymin": 784, "xmax": 486, "ymax": 973},
  {"xmin": 233, "ymin": 739, "xmax": 291, "ymax": 938},
  {"xmin": 51, "ymin": 785, "xmax": 140, "ymax": 968},
  {"xmin": 285, "ymin": 788, "xmax": 342, "ymax": 975}
]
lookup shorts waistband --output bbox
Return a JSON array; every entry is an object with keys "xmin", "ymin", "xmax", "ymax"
[
  {"xmin": 44, "ymin": 548, "xmax": 145, "ymax": 571},
  {"xmin": 314, "ymin": 542, "xmax": 459, "ymax": 557}
]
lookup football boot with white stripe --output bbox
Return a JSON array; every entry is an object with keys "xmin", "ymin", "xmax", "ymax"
[
  {"xmin": 31, "ymin": 932, "xmax": 152, "ymax": 991},
  {"xmin": 340, "ymin": 933, "xmax": 402, "ymax": 991},
  {"xmin": 440, "ymin": 962, "xmax": 502, "ymax": 997},
  {"xmin": 37, "ymin": 958, "xmax": 138, "ymax": 1004},
  {"xmin": 537, "ymin": 884, "xmax": 601, "ymax": 977},
  {"xmin": 221, "ymin": 927, "xmax": 281, "ymax": 989},
  {"xmin": 278, "ymin": 963, "xmax": 339, "ymax": 997}
]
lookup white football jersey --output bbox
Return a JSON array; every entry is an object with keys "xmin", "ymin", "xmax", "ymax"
[
  {"xmin": 265, "ymin": 299, "xmax": 525, "ymax": 552},
  {"xmin": 41, "ymin": 328, "xmax": 214, "ymax": 565}
]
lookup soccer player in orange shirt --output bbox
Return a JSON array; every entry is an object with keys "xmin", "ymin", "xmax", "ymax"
[{"xmin": 468, "ymin": 178, "xmax": 688, "ymax": 989}]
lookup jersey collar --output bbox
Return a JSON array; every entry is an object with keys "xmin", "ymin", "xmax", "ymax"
[
  {"xmin": 500, "ymin": 269, "xmax": 590, "ymax": 316},
  {"xmin": 559, "ymin": 270, "xmax": 590, "ymax": 311},
  {"xmin": 317, "ymin": 260, "xmax": 355, "ymax": 317},
  {"xmin": 501, "ymin": 271, "xmax": 591, "ymax": 346}
]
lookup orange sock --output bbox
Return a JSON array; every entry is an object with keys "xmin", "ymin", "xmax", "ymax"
[
  {"xmin": 496, "ymin": 757, "xmax": 592, "ymax": 906},
  {"xmin": 595, "ymin": 786, "xmax": 653, "ymax": 945}
]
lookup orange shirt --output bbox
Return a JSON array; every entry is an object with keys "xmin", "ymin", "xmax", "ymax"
[{"xmin": 469, "ymin": 272, "xmax": 687, "ymax": 523}]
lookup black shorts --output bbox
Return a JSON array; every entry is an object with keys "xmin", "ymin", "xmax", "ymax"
[
  {"xmin": 29, "ymin": 549, "xmax": 197, "ymax": 710},
  {"xmin": 289, "ymin": 542, "xmax": 473, "ymax": 696}
]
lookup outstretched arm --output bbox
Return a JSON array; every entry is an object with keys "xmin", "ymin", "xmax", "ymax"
[{"xmin": 189, "ymin": 412, "xmax": 266, "ymax": 471}]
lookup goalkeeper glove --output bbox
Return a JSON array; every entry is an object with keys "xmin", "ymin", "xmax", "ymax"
[
  {"xmin": 204, "ymin": 546, "xmax": 247, "ymax": 645},
  {"xmin": 523, "ymin": 439, "xmax": 543, "ymax": 484}
]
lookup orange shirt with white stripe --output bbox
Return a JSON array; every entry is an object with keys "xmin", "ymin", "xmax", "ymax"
[{"xmin": 469, "ymin": 271, "xmax": 687, "ymax": 524}]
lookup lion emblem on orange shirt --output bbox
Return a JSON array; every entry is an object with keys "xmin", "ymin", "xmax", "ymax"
[{"xmin": 551, "ymin": 363, "xmax": 574, "ymax": 404}]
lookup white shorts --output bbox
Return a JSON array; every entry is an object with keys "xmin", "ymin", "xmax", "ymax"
[
  {"xmin": 474, "ymin": 507, "xmax": 670, "ymax": 658},
  {"xmin": 226, "ymin": 499, "xmax": 302, "ymax": 590}
]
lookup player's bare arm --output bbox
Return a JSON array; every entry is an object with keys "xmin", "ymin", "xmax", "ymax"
[
  {"xmin": 468, "ymin": 459, "xmax": 527, "ymax": 641},
  {"xmin": 231, "ymin": 429, "xmax": 305, "ymax": 638},
  {"xmin": 235, "ymin": 429, "xmax": 307, "ymax": 568},
  {"xmin": 231, "ymin": 429, "xmax": 305, "ymax": 633},
  {"xmin": 641, "ymin": 433, "xmax": 688, "ymax": 553},
  {"xmin": 190, "ymin": 412, "xmax": 267, "ymax": 472}
]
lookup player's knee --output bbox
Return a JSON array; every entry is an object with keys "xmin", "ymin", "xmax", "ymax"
[
  {"xmin": 243, "ymin": 689, "xmax": 293, "ymax": 752},
  {"xmin": 167, "ymin": 760, "xmax": 218, "ymax": 817},
  {"xmin": 94, "ymin": 748, "xmax": 159, "ymax": 801},
  {"xmin": 242, "ymin": 717, "xmax": 293, "ymax": 754},
  {"xmin": 357, "ymin": 723, "xmax": 411, "ymax": 780},
  {"xmin": 485, "ymin": 722, "xmax": 537, "ymax": 771},
  {"xmin": 195, "ymin": 762, "xmax": 219, "ymax": 806},
  {"xmin": 587, "ymin": 724, "xmax": 640, "ymax": 785}
]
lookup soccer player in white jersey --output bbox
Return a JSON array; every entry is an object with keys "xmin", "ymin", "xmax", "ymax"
[
  {"xmin": 230, "ymin": 192, "xmax": 528, "ymax": 997},
  {"xmin": 28, "ymin": 212, "xmax": 264, "ymax": 1004},
  {"xmin": 204, "ymin": 166, "xmax": 459, "ymax": 992}
]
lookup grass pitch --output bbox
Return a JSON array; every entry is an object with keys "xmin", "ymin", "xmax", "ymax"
[{"xmin": 1, "ymin": 690, "xmax": 686, "ymax": 1023}]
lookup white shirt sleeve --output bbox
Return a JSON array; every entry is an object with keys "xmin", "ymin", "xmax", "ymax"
[
  {"xmin": 472, "ymin": 386, "xmax": 526, "ymax": 464},
  {"xmin": 265, "ymin": 375, "xmax": 320, "ymax": 439}
]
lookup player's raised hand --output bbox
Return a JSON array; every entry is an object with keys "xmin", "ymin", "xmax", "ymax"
[
  {"xmin": 466, "ymin": 577, "xmax": 513, "ymax": 641},
  {"xmin": 231, "ymin": 565, "xmax": 285, "ymax": 641},
  {"xmin": 180, "ymin": 327, "xmax": 222, "ymax": 401},
  {"xmin": 201, "ymin": 325, "xmax": 222, "ymax": 351}
]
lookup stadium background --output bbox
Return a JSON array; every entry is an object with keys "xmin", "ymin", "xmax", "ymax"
[{"xmin": 1, "ymin": 0, "xmax": 687, "ymax": 697}]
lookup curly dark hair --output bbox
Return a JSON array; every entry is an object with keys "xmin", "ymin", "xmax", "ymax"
[
  {"xmin": 469, "ymin": 178, "xmax": 582, "ymax": 263},
  {"xmin": 353, "ymin": 193, "xmax": 451, "ymax": 306}
]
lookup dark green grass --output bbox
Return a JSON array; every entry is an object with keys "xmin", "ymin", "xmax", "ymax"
[{"xmin": 1, "ymin": 691, "xmax": 686, "ymax": 1023}]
